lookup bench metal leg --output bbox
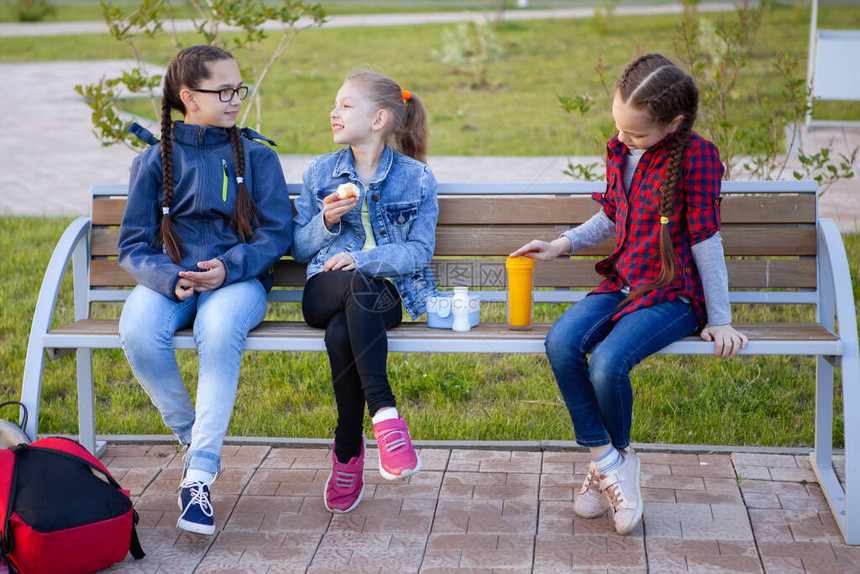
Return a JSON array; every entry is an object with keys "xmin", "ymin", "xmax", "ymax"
[
  {"xmin": 839, "ymin": 342, "xmax": 860, "ymax": 544},
  {"xmin": 811, "ymin": 355, "xmax": 860, "ymax": 544},
  {"xmin": 810, "ymin": 355, "xmax": 852, "ymax": 541},
  {"xmin": 814, "ymin": 356, "xmax": 834, "ymax": 467},
  {"xmin": 77, "ymin": 348, "xmax": 97, "ymax": 455}
]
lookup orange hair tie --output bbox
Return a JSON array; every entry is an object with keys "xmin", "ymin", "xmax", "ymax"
[{"xmin": 401, "ymin": 89, "xmax": 412, "ymax": 101}]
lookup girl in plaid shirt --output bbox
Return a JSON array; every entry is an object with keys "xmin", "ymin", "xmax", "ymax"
[{"xmin": 511, "ymin": 54, "xmax": 747, "ymax": 535}]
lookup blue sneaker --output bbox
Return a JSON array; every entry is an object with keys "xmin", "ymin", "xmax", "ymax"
[{"xmin": 177, "ymin": 479, "xmax": 215, "ymax": 535}]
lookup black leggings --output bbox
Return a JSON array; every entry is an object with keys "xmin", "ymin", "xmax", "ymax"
[{"xmin": 302, "ymin": 270, "xmax": 403, "ymax": 462}]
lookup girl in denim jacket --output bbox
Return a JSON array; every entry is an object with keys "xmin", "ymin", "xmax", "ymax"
[
  {"xmin": 511, "ymin": 54, "xmax": 747, "ymax": 535},
  {"xmin": 117, "ymin": 46, "xmax": 292, "ymax": 535},
  {"xmin": 292, "ymin": 70, "xmax": 438, "ymax": 514}
]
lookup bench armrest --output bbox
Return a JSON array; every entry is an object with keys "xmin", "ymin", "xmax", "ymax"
[
  {"xmin": 817, "ymin": 218, "xmax": 860, "ymax": 360},
  {"xmin": 21, "ymin": 216, "xmax": 92, "ymax": 440}
]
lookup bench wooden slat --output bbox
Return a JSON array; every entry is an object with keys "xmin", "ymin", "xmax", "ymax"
[
  {"xmin": 434, "ymin": 226, "xmax": 816, "ymax": 256},
  {"xmin": 90, "ymin": 260, "xmax": 136, "ymax": 287},
  {"xmin": 718, "ymin": 195, "xmax": 816, "ymax": 224},
  {"xmin": 90, "ymin": 194, "xmax": 817, "ymax": 227},
  {"xmin": 88, "ymin": 258, "xmax": 817, "ymax": 290},
  {"xmin": 91, "ymin": 228, "xmax": 119, "ymax": 257},
  {"xmin": 91, "ymin": 224, "xmax": 817, "ymax": 259},
  {"xmin": 48, "ymin": 318, "xmax": 838, "ymax": 344},
  {"xmin": 436, "ymin": 197, "xmax": 600, "ymax": 224},
  {"xmin": 724, "ymin": 259, "xmax": 816, "ymax": 288},
  {"xmin": 91, "ymin": 199, "xmax": 127, "ymax": 226}
]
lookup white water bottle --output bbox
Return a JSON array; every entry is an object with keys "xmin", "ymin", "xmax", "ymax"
[{"xmin": 451, "ymin": 286, "xmax": 471, "ymax": 332}]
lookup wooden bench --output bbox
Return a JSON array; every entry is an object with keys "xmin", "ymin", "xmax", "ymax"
[{"xmin": 20, "ymin": 180, "xmax": 860, "ymax": 543}]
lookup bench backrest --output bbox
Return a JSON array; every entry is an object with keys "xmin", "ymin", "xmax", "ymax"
[{"xmin": 87, "ymin": 181, "xmax": 819, "ymax": 306}]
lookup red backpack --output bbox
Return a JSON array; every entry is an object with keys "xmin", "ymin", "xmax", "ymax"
[{"xmin": 0, "ymin": 437, "xmax": 144, "ymax": 573}]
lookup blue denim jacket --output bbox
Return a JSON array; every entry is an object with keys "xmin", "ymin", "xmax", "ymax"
[
  {"xmin": 118, "ymin": 122, "xmax": 293, "ymax": 300},
  {"xmin": 292, "ymin": 146, "xmax": 438, "ymax": 319}
]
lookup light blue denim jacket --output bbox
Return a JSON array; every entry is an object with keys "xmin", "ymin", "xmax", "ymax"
[{"xmin": 292, "ymin": 146, "xmax": 438, "ymax": 319}]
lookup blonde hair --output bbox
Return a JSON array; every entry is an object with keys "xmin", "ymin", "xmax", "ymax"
[{"xmin": 345, "ymin": 69, "xmax": 429, "ymax": 163}]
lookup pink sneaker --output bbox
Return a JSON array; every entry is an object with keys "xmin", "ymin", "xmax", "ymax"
[
  {"xmin": 324, "ymin": 436, "xmax": 365, "ymax": 513},
  {"xmin": 373, "ymin": 415, "xmax": 421, "ymax": 480}
]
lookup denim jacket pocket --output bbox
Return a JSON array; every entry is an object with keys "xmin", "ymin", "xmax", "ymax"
[
  {"xmin": 383, "ymin": 200, "xmax": 421, "ymax": 243},
  {"xmin": 384, "ymin": 200, "xmax": 420, "ymax": 226},
  {"xmin": 316, "ymin": 188, "xmax": 335, "ymax": 205}
]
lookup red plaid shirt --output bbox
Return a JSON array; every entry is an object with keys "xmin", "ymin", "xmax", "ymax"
[{"xmin": 592, "ymin": 131, "xmax": 724, "ymax": 325}]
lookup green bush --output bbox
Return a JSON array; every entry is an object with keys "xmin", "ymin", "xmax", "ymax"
[{"xmin": 12, "ymin": 0, "xmax": 55, "ymax": 22}]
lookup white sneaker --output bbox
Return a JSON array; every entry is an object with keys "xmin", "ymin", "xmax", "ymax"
[
  {"xmin": 574, "ymin": 461, "xmax": 611, "ymax": 518},
  {"xmin": 598, "ymin": 447, "xmax": 643, "ymax": 535}
]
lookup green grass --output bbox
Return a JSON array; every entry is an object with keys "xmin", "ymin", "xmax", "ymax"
[
  {"xmin": 2, "ymin": 216, "xmax": 858, "ymax": 447},
  {"xmin": 2, "ymin": 5, "xmax": 859, "ymax": 155}
]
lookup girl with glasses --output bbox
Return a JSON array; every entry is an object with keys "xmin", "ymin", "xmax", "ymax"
[{"xmin": 117, "ymin": 45, "xmax": 292, "ymax": 535}]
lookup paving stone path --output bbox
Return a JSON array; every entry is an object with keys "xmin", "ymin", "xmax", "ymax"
[{"xmin": 88, "ymin": 442, "xmax": 860, "ymax": 573}]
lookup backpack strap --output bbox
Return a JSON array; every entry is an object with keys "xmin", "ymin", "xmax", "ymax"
[
  {"xmin": 128, "ymin": 122, "xmax": 160, "ymax": 146},
  {"xmin": 129, "ymin": 511, "xmax": 145, "ymax": 559},
  {"xmin": 0, "ymin": 402, "xmax": 27, "ymax": 433},
  {"xmin": 240, "ymin": 126, "xmax": 277, "ymax": 146}
]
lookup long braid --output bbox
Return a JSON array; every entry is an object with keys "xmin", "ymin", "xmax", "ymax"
[
  {"xmin": 651, "ymin": 120, "xmax": 692, "ymax": 289},
  {"xmin": 617, "ymin": 54, "xmax": 699, "ymax": 305},
  {"xmin": 228, "ymin": 127, "xmax": 259, "ymax": 241},
  {"xmin": 158, "ymin": 97, "xmax": 183, "ymax": 263}
]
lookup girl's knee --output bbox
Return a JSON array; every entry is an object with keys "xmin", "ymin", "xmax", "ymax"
[
  {"xmin": 589, "ymin": 347, "xmax": 630, "ymax": 387},
  {"xmin": 119, "ymin": 312, "xmax": 170, "ymax": 353},
  {"xmin": 545, "ymin": 322, "xmax": 585, "ymax": 364},
  {"xmin": 324, "ymin": 314, "xmax": 351, "ymax": 350}
]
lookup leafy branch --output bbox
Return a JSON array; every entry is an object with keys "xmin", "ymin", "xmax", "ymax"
[{"xmin": 76, "ymin": 0, "xmax": 326, "ymax": 148}]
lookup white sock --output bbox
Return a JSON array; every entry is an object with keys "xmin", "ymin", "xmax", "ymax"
[
  {"xmin": 372, "ymin": 407, "xmax": 399, "ymax": 425},
  {"xmin": 183, "ymin": 468, "xmax": 215, "ymax": 485},
  {"xmin": 594, "ymin": 446, "xmax": 623, "ymax": 474}
]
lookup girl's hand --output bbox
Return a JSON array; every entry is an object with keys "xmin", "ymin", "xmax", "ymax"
[
  {"xmin": 323, "ymin": 251, "xmax": 356, "ymax": 272},
  {"xmin": 509, "ymin": 237, "xmax": 572, "ymax": 261},
  {"xmin": 178, "ymin": 258, "xmax": 227, "ymax": 292},
  {"xmin": 175, "ymin": 278, "xmax": 195, "ymax": 301},
  {"xmin": 700, "ymin": 324, "xmax": 749, "ymax": 358},
  {"xmin": 323, "ymin": 192, "xmax": 358, "ymax": 230}
]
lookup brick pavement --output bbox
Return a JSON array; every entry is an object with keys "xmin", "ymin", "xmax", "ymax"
[{"xmin": 94, "ymin": 443, "xmax": 860, "ymax": 573}]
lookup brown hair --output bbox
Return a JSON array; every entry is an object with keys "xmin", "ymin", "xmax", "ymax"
[
  {"xmin": 344, "ymin": 69, "xmax": 429, "ymax": 163},
  {"xmin": 158, "ymin": 45, "xmax": 258, "ymax": 264},
  {"xmin": 616, "ymin": 53, "xmax": 698, "ymax": 304}
]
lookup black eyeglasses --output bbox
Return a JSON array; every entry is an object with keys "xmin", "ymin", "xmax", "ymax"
[{"xmin": 189, "ymin": 86, "xmax": 249, "ymax": 102}]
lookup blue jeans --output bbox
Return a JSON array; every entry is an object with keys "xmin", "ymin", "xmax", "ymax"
[
  {"xmin": 545, "ymin": 292, "xmax": 699, "ymax": 450},
  {"xmin": 118, "ymin": 280, "xmax": 267, "ymax": 474}
]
